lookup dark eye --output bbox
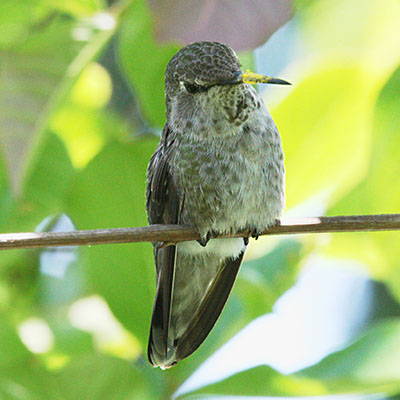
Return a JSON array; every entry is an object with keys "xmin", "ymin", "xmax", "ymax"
[{"xmin": 184, "ymin": 82, "xmax": 206, "ymax": 94}]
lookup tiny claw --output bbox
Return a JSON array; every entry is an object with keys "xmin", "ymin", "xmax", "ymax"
[
  {"xmin": 197, "ymin": 231, "xmax": 211, "ymax": 247},
  {"xmin": 250, "ymin": 229, "xmax": 264, "ymax": 240}
]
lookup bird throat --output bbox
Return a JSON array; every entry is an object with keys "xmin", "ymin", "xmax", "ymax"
[{"xmin": 168, "ymin": 84, "xmax": 261, "ymax": 139}]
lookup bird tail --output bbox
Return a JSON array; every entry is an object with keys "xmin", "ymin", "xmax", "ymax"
[{"xmin": 148, "ymin": 249, "xmax": 244, "ymax": 368}]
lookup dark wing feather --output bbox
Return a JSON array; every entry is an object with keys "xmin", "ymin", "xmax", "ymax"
[
  {"xmin": 146, "ymin": 124, "xmax": 183, "ymax": 366},
  {"xmin": 148, "ymin": 245, "xmax": 176, "ymax": 365},
  {"xmin": 147, "ymin": 125, "xmax": 244, "ymax": 367},
  {"xmin": 146, "ymin": 127, "xmax": 172, "ymax": 225},
  {"xmin": 175, "ymin": 251, "xmax": 245, "ymax": 362}
]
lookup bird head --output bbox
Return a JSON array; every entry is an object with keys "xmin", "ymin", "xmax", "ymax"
[{"xmin": 164, "ymin": 41, "xmax": 290, "ymax": 134}]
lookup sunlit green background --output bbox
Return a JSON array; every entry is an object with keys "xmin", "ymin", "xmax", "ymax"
[{"xmin": 1, "ymin": 0, "xmax": 400, "ymax": 398}]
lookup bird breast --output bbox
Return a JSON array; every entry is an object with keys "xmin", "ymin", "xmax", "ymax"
[{"xmin": 171, "ymin": 98, "xmax": 285, "ymax": 237}]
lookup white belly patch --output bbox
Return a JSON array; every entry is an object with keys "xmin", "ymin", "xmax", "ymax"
[{"xmin": 177, "ymin": 237, "xmax": 246, "ymax": 259}]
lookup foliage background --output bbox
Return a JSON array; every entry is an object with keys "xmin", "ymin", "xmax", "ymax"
[{"xmin": 0, "ymin": 0, "xmax": 400, "ymax": 398}]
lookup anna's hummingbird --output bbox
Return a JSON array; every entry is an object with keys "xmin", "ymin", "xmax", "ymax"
[{"xmin": 146, "ymin": 41, "xmax": 289, "ymax": 368}]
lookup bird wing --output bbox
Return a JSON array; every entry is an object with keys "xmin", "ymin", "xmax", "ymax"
[
  {"xmin": 146, "ymin": 124, "xmax": 183, "ymax": 366},
  {"xmin": 146, "ymin": 124, "xmax": 245, "ymax": 367}
]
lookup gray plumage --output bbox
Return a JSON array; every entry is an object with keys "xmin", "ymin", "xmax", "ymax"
[{"xmin": 146, "ymin": 41, "xmax": 285, "ymax": 368}]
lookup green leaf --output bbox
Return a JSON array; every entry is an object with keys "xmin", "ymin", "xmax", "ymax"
[
  {"xmin": 0, "ymin": 313, "xmax": 31, "ymax": 368},
  {"xmin": 0, "ymin": 148, "xmax": 12, "ymax": 229},
  {"xmin": 237, "ymin": 51, "xmax": 255, "ymax": 74},
  {"xmin": 66, "ymin": 139, "xmax": 158, "ymax": 347},
  {"xmin": 180, "ymin": 320, "xmax": 400, "ymax": 397},
  {"xmin": 299, "ymin": 319, "xmax": 400, "ymax": 394},
  {"xmin": 0, "ymin": 16, "xmax": 84, "ymax": 188},
  {"xmin": 50, "ymin": 320, "xmax": 94, "ymax": 356},
  {"xmin": 0, "ymin": 315, "xmax": 55, "ymax": 398},
  {"xmin": 300, "ymin": 0, "xmax": 400, "ymax": 67},
  {"xmin": 330, "ymin": 64, "xmax": 400, "ymax": 215},
  {"xmin": 180, "ymin": 365, "xmax": 326, "ymax": 398},
  {"xmin": 272, "ymin": 65, "xmax": 374, "ymax": 210},
  {"xmin": 22, "ymin": 132, "xmax": 75, "ymax": 217},
  {"xmin": 45, "ymin": 0, "xmax": 105, "ymax": 17},
  {"xmin": 0, "ymin": 0, "xmax": 40, "ymax": 48},
  {"xmin": 56, "ymin": 354, "xmax": 163, "ymax": 400},
  {"xmin": 0, "ymin": 131, "xmax": 74, "ymax": 245},
  {"xmin": 118, "ymin": 0, "xmax": 179, "ymax": 127},
  {"xmin": 326, "ymin": 65, "xmax": 400, "ymax": 285},
  {"xmin": 232, "ymin": 238, "xmax": 306, "ymax": 326},
  {"xmin": 0, "ymin": 365, "xmax": 59, "ymax": 400},
  {"xmin": 0, "ymin": 9, "xmax": 116, "ymax": 190}
]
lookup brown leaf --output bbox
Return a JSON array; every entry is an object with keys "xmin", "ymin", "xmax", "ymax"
[{"xmin": 148, "ymin": 0, "xmax": 293, "ymax": 51}]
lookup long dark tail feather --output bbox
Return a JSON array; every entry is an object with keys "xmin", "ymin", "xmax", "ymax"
[
  {"xmin": 174, "ymin": 251, "xmax": 244, "ymax": 362},
  {"xmin": 148, "ymin": 245, "xmax": 177, "ymax": 367},
  {"xmin": 148, "ymin": 249, "xmax": 245, "ymax": 368}
]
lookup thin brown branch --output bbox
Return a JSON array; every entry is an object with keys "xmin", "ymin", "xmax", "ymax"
[{"xmin": 0, "ymin": 214, "xmax": 399, "ymax": 250}]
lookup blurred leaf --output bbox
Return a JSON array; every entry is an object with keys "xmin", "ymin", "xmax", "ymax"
[
  {"xmin": 181, "ymin": 320, "xmax": 400, "ymax": 397},
  {"xmin": 44, "ymin": 0, "xmax": 105, "ymax": 16},
  {"xmin": 180, "ymin": 365, "xmax": 325, "ymax": 398},
  {"xmin": 0, "ymin": 353, "xmax": 162, "ymax": 400},
  {"xmin": 66, "ymin": 139, "xmax": 158, "ymax": 347},
  {"xmin": 22, "ymin": 132, "xmax": 75, "ymax": 217},
  {"xmin": 51, "ymin": 103, "xmax": 130, "ymax": 169},
  {"xmin": 56, "ymin": 354, "xmax": 162, "ymax": 400},
  {"xmin": 147, "ymin": 0, "xmax": 293, "ymax": 51},
  {"xmin": 294, "ymin": 0, "xmax": 321, "ymax": 11},
  {"xmin": 70, "ymin": 62, "xmax": 112, "ymax": 109},
  {"xmin": 0, "ymin": 0, "xmax": 41, "ymax": 48},
  {"xmin": 0, "ymin": 149, "xmax": 12, "ymax": 228},
  {"xmin": 51, "ymin": 104, "xmax": 109, "ymax": 168},
  {"xmin": 245, "ymin": 239, "xmax": 304, "ymax": 298},
  {"xmin": 0, "ymin": 248, "xmax": 40, "ymax": 318},
  {"xmin": 299, "ymin": 319, "xmax": 400, "ymax": 394},
  {"xmin": 0, "ymin": 313, "xmax": 31, "ymax": 368},
  {"xmin": 273, "ymin": 65, "xmax": 374, "ymax": 209},
  {"xmin": 118, "ymin": 0, "xmax": 179, "ymax": 127},
  {"xmin": 51, "ymin": 320, "xmax": 94, "ymax": 356},
  {"xmin": 237, "ymin": 51, "xmax": 255, "ymax": 76},
  {"xmin": 327, "ymin": 65, "xmax": 400, "ymax": 283},
  {"xmin": 235, "ymin": 238, "xmax": 305, "ymax": 323},
  {"xmin": 0, "ymin": 149, "xmax": 8, "ymax": 194},
  {"xmin": 300, "ymin": 0, "xmax": 400, "ymax": 72},
  {"xmin": 0, "ymin": 132, "xmax": 74, "ymax": 271},
  {"xmin": 0, "ymin": 16, "xmax": 83, "ymax": 189},
  {"xmin": 0, "ymin": 9, "xmax": 116, "ymax": 190},
  {"xmin": 0, "ymin": 365, "xmax": 58, "ymax": 400}
]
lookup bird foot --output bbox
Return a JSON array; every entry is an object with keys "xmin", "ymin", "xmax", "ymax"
[
  {"xmin": 249, "ymin": 228, "xmax": 264, "ymax": 240},
  {"xmin": 197, "ymin": 231, "xmax": 211, "ymax": 247}
]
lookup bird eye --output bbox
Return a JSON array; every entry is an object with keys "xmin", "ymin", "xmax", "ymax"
[{"xmin": 184, "ymin": 82, "xmax": 206, "ymax": 94}]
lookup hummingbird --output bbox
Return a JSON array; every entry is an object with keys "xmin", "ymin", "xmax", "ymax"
[{"xmin": 146, "ymin": 41, "xmax": 289, "ymax": 368}]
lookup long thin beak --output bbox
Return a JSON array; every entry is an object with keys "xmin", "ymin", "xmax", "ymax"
[{"xmin": 242, "ymin": 69, "xmax": 291, "ymax": 85}]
